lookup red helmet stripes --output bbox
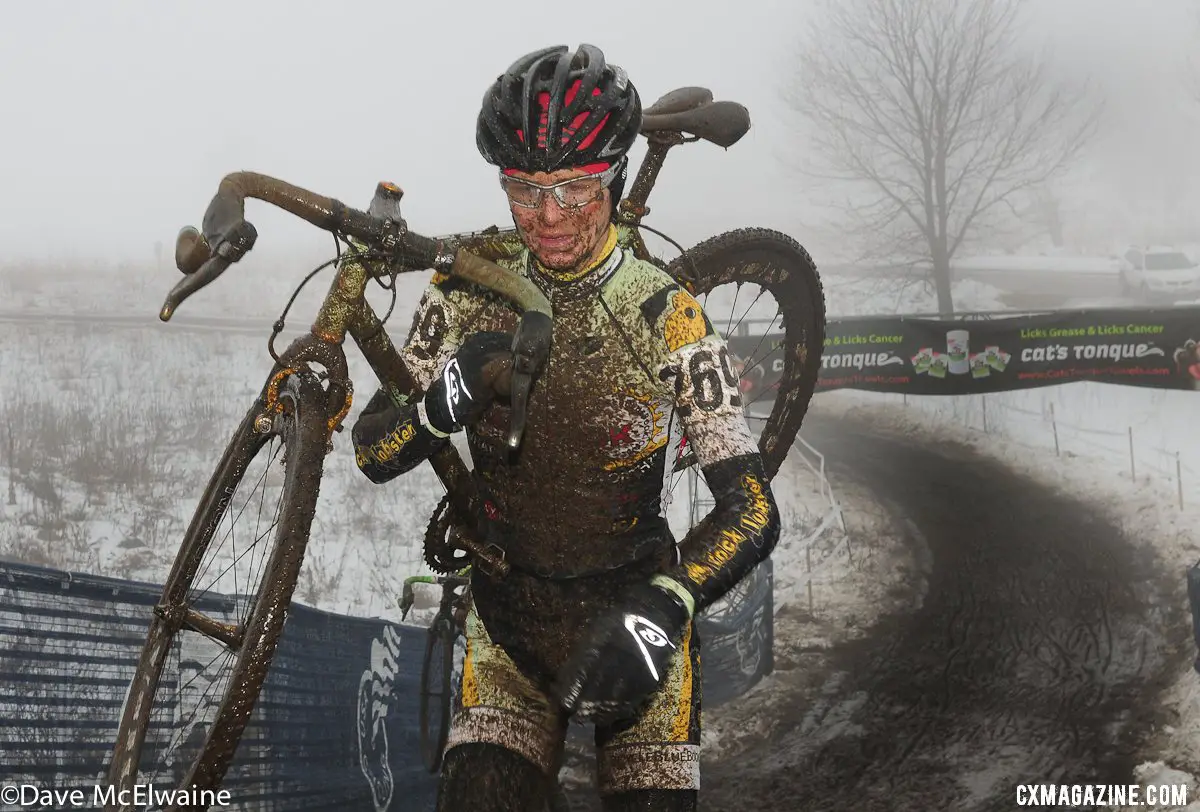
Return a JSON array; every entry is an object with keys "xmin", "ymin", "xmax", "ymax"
[{"xmin": 513, "ymin": 79, "xmax": 611, "ymax": 154}]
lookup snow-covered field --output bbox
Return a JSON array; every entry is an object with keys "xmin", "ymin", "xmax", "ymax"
[
  {"xmin": 953, "ymin": 254, "xmax": 1123, "ymax": 275},
  {"xmin": 0, "ymin": 313, "xmax": 445, "ymax": 620},
  {"xmin": 0, "ymin": 251, "xmax": 369, "ymax": 321}
]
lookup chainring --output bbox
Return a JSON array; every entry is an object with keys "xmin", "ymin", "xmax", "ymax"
[{"xmin": 423, "ymin": 493, "xmax": 470, "ymax": 575}]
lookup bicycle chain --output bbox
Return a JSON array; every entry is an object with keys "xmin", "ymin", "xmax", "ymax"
[{"xmin": 423, "ymin": 493, "xmax": 470, "ymax": 574}]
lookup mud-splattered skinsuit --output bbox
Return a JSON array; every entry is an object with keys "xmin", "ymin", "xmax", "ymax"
[{"xmin": 352, "ymin": 225, "xmax": 781, "ymax": 808}]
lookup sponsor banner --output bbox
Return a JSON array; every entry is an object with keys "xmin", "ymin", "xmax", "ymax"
[{"xmin": 727, "ymin": 307, "xmax": 1200, "ymax": 397}]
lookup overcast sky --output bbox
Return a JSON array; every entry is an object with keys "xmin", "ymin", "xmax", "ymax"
[{"xmin": 0, "ymin": 0, "xmax": 1196, "ymax": 268}]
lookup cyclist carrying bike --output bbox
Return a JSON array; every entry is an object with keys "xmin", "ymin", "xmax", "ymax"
[{"xmin": 352, "ymin": 43, "xmax": 780, "ymax": 812}]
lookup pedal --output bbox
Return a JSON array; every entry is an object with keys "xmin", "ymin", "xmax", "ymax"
[{"xmin": 459, "ymin": 538, "xmax": 509, "ymax": 578}]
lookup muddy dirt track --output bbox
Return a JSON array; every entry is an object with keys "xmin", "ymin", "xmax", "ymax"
[{"xmin": 695, "ymin": 411, "xmax": 1191, "ymax": 812}]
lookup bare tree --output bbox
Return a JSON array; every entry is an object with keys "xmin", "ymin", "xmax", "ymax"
[
  {"xmin": 1015, "ymin": 185, "xmax": 1064, "ymax": 249},
  {"xmin": 788, "ymin": 0, "xmax": 1102, "ymax": 314},
  {"xmin": 1188, "ymin": 6, "xmax": 1200, "ymax": 105}
]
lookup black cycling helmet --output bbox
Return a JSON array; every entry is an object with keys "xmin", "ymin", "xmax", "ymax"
[{"xmin": 476, "ymin": 44, "xmax": 642, "ymax": 175}]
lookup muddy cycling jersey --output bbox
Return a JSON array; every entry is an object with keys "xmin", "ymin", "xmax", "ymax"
[{"xmin": 353, "ymin": 225, "xmax": 779, "ymax": 615}]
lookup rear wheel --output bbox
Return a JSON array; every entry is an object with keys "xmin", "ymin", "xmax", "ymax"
[
  {"xmin": 662, "ymin": 227, "xmax": 825, "ymax": 479},
  {"xmin": 105, "ymin": 370, "xmax": 331, "ymax": 812},
  {"xmin": 656, "ymin": 229, "xmax": 823, "ymax": 671},
  {"xmin": 649, "ymin": 227, "xmax": 825, "ymax": 531}
]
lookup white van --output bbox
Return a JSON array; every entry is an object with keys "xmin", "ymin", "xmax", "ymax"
[{"xmin": 1118, "ymin": 245, "xmax": 1200, "ymax": 302}]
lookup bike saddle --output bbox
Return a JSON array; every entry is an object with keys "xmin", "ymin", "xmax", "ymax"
[
  {"xmin": 640, "ymin": 86, "xmax": 751, "ymax": 149},
  {"xmin": 643, "ymin": 86, "xmax": 714, "ymax": 116}
]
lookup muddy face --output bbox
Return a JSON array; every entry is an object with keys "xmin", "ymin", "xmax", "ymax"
[{"xmin": 504, "ymin": 167, "xmax": 612, "ymax": 273}]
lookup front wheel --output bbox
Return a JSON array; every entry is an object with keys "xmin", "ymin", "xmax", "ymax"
[
  {"xmin": 105, "ymin": 370, "xmax": 332, "ymax": 812},
  {"xmin": 419, "ymin": 617, "xmax": 458, "ymax": 773}
]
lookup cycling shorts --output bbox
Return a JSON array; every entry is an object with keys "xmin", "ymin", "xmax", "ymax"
[{"xmin": 443, "ymin": 601, "xmax": 703, "ymax": 794}]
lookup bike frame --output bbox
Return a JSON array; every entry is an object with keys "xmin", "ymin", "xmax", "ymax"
[{"xmin": 259, "ymin": 131, "xmax": 696, "ymax": 573}]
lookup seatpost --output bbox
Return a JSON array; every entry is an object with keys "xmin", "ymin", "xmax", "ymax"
[{"xmin": 617, "ymin": 131, "xmax": 685, "ymax": 228}]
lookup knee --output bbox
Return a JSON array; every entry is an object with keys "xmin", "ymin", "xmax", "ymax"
[
  {"xmin": 440, "ymin": 741, "xmax": 541, "ymax": 781},
  {"xmin": 438, "ymin": 742, "xmax": 551, "ymax": 812}
]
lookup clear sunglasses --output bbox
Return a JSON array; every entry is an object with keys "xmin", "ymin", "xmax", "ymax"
[{"xmin": 499, "ymin": 162, "xmax": 621, "ymax": 210}]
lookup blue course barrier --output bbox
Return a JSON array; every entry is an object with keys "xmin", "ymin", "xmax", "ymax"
[{"xmin": 0, "ymin": 557, "xmax": 772, "ymax": 810}]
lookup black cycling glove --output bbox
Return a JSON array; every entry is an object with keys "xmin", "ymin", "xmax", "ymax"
[
  {"xmin": 553, "ymin": 575, "xmax": 695, "ymax": 727},
  {"xmin": 423, "ymin": 331, "xmax": 513, "ymax": 434}
]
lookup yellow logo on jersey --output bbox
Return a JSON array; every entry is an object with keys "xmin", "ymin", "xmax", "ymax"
[{"xmin": 663, "ymin": 289, "xmax": 708, "ymax": 352}]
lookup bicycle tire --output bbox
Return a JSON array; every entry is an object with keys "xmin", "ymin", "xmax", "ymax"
[
  {"xmin": 665, "ymin": 227, "xmax": 826, "ymax": 479},
  {"xmin": 105, "ymin": 370, "xmax": 331, "ymax": 812},
  {"xmin": 418, "ymin": 618, "xmax": 457, "ymax": 773}
]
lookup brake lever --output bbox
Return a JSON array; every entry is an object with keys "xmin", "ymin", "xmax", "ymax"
[
  {"xmin": 505, "ymin": 311, "xmax": 553, "ymax": 451},
  {"xmin": 160, "ymin": 220, "xmax": 258, "ymax": 321}
]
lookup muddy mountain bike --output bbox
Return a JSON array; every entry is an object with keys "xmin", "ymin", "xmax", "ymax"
[{"xmin": 104, "ymin": 84, "xmax": 826, "ymax": 812}]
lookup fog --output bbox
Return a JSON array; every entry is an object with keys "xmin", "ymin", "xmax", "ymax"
[
  {"xmin": 0, "ymin": 0, "xmax": 1197, "ymax": 270},
  {"xmin": 5, "ymin": 4, "xmax": 1200, "ymax": 804}
]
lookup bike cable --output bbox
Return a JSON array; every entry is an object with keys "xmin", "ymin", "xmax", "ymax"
[{"xmin": 265, "ymin": 232, "xmax": 393, "ymax": 363}]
